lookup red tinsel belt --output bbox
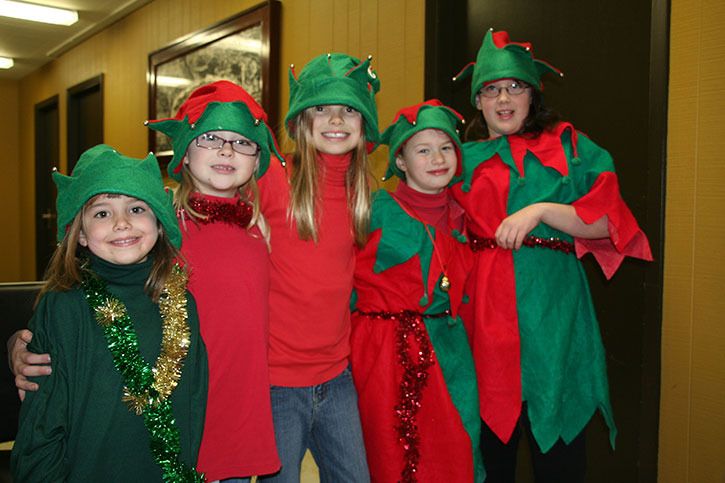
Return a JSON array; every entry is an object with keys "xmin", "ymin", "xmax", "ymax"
[
  {"xmin": 356, "ymin": 309, "xmax": 448, "ymax": 483},
  {"xmin": 468, "ymin": 233, "xmax": 575, "ymax": 254}
]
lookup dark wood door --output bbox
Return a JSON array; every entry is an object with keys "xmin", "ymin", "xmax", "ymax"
[
  {"xmin": 34, "ymin": 96, "xmax": 60, "ymax": 280},
  {"xmin": 425, "ymin": 1, "xmax": 667, "ymax": 481},
  {"xmin": 67, "ymin": 75, "xmax": 104, "ymax": 173}
]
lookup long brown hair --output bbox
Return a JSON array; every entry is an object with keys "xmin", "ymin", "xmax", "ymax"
[
  {"xmin": 39, "ymin": 196, "xmax": 181, "ymax": 304},
  {"xmin": 288, "ymin": 109, "xmax": 371, "ymax": 246}
]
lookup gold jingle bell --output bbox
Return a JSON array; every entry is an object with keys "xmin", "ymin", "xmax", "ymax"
[{"xmin": 439, "ymin": 275, "xmax": 451, "ymax": 293}]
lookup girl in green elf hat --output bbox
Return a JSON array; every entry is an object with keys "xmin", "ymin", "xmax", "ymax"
[
  {"xmin": 11, "ymin": 144, "xmax": 208, "ymax": 482},
  {"xmin": 451, "ymin": 29, "xmax": 653, "ymax": 482},
  {"xmin": 146, "ymin": 80, "xmax": 282, "ymax": 482},
  {"xmin": 255, "ymin": 52, "xmax": 380, "ymax": 482},
  {"xmin": 350, "ymin": 100, "xmax": 484, "ymax": 483}
]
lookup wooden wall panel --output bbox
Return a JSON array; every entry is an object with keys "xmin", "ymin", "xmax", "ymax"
[
  {"xmin": 661, "ymin": 0, "xmax": 725, "ymax": 481},
  {"xmin": 0, "ymin": 79, "xmax": 21, "ymax": 281}
]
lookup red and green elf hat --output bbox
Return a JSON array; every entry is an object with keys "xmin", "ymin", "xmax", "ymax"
[
  {"xmin": 453, "ymin": 28, "xmax": 563, "ymax": 106},
  {"xmin": 145, "ymin": 80, "xmax": 283, "ymax": 181},
  {"xmin": 53, "ymin": 144, "xmax": 181, "ymax": 248},
  {"xmin": 381, "ymin": 99, "xmax": 465, "ymax": 180},
  {"xmin": 285, "ymin": 53, "xmax": 381, "ymax": 148}
]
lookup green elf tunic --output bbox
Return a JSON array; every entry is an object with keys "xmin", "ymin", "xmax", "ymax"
[
  {"xmin": 11, "ymin": 255, "xmax": 208, "ymax": 482},
  {"xmin": 350, "ymin": 183, "xmax": 484, "ymax": 483},
  {"xmin": 450, "ymin": 121, "xmax": 652, "ymax": 453}
]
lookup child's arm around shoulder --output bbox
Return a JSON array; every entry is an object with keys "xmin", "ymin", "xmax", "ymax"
[{"xmin": 11, "ymin": 289, "xmax": 85, "ymax": 482}]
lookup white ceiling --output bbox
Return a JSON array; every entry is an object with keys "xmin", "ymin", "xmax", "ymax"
[{"xmin": 0, "ymin": 0, "xmax": 152, "ymax": 80}]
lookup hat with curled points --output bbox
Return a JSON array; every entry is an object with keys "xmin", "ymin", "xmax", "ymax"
[
  {"xmin": 285, "ymin": 53, "xmax": 381, "ymax": 149},
  {"xmin": 145, "ymin": 80, "xmax": 283, "ymax": 181},
  {"xmin": 381, "ymin": 99, "xmax": 465, "ymax": 180},
  {"xmin": 453, "ymin": 28, "xmax": 563, "ymax": 106},
  {"xmin": 53, "ymin": 144, "xmax": 181, "ymax": 248}
]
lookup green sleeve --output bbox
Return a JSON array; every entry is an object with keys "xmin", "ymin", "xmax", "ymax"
[
  {"xmin": 11, "ymin": 291, "xmax": 78, "ymax": 482},
  {"xmin": 183, "ymin": 293, "xmax": 209, "ymax": 463}
]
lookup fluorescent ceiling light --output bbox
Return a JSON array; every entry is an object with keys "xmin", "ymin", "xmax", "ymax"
[
  {"xmin": 0, "ymin": 0, "xmax": 79, "ymax": 26},
  {"xmin": 0, "ymin": 57, "xmax": 14, "ymax": 69}
]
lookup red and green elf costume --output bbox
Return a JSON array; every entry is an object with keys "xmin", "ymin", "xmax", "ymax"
[
  {"xmin": 351, "ymin": 101, "xmax": 484, "ymax": 482},
  {"xmin": 451, "ymin": 30, "xmax": 653, "ymax": 453}
]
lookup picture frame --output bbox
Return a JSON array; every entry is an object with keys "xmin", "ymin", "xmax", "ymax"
[{"xmin": 147, "ymin": 1, "xmax": 280, "ymax": 167}]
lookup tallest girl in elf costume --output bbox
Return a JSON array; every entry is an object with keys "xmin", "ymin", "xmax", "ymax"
[{"xmin": 451, "ymin": 29, "xmax": 652, "ymax": 482}]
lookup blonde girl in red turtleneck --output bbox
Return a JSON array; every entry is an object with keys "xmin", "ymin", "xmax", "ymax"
[{"xmin": 257, "ymin": 53, "xmax": 379, "ymax": 483}]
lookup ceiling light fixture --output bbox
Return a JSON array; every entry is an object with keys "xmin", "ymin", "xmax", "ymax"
[
  {"xmin": 0, "ymin": 0, "xmax": 79, "ymax": 26},
  {"xmin": 0, "ymin": 57, "xmax": 14, "ymax": 69}
]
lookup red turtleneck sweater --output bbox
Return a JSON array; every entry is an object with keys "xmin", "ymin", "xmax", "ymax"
[{"xmin": 259, "ymin": 151, "xmax": 355, "ymax": 386}]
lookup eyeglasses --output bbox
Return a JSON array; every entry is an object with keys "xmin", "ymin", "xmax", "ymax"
[
  {"xmin": 479, "ymin": 81, "xmax": 530, "ymax": 98},
  {"xmin": 195, "ymin": 133, "xmax": 260, "ymax": 156}
]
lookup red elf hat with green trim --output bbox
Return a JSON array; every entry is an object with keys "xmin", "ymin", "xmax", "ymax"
[
  {"xmin": 381, "ymin": 99, "xmax": 465, "ymax": 180},
  {"xmin": 145, "ymin": 80, "xmax": 283, "ymax": 181},
  {"xmin": 285, "ymin": 53, "xmax": 381, "ymax": 150},
  {"xmin": 453, "ymin": 28, "xmax": 563, "ymax": 106}
]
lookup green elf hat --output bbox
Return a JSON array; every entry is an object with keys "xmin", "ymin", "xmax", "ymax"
[
  {"xmin": 145, "ymin": 80, "xmax": 283, "ymax": 181},
  {"xmin": 453, "ymin": 28, "xmax": 563, "ymax": 106},
  {"xmin": 53, "ymin": 144, "xmax": 182, "ymax": 248},
  {"xmin": 380, "ymin": 99, "xmax": 465, "ymax": 180},
  {"xmin": 285, "ymin": 53, "xmax": 381, "ymax": 150}
]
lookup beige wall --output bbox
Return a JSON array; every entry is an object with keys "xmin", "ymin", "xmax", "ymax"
[
  {"xmin": 5, "ymin": 0, "xmax": 423, "ymax": 280},
  {"xmin": 659, "ymin": 0, "xmax": 725, "ymax": 481},
  {"xmin": 0, "ymin": 79, "xmax": 21, "ymax": 281}
]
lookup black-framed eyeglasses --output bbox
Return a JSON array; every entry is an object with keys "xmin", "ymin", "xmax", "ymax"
[
  {"xmin": 195, "ymin": 133, "xmax": 260, "ymax": 156},
  {"xmin": 479, "ymin": 81, "xmax": 531, "ymax": 98}
]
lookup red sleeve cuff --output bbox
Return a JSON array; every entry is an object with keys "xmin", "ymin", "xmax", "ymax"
[{"xmin": 573, "ymin": 172, "xmax": 653, "ymax": 279}]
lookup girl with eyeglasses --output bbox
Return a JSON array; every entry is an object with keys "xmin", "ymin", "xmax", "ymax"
[
  {"xmin": 451, "ymin": 29, "xmax": 653, "ymax": 482},
  {"xmin": 145, "ymin": 81, "xmax": 283, "ymax": 482}
]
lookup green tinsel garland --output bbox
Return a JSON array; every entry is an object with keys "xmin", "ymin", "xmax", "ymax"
[{"xmin": 81, "ymin": 265, "xmax": 204, "ymax": 483}]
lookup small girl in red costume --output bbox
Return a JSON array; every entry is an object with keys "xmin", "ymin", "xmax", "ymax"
[
  {"xmin": 256, "ymin": 53, "xmax": 380, "ymax": 482},
  {"xmin": 451, "ymin": 29, "xmax": 653, "ymax": 483},
  {"xmin": 146, "ymin": 81, "xmax": 282, "ymax": 482},
  {"xmin": 351, "ymin": 100, "xmax": 484, "ymax": 482}
]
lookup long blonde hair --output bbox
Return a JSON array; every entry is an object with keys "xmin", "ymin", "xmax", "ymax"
[
  {"xmin": 288, "ymin": 110, "xmax": 371, "ymax": 246},
  {"xmin": 39, "ymin": 196, "xmax": 181, "ymax": 304},
  {"xmin": 174, "ymin": 153, "xmax": 270, "ymax": 242}
]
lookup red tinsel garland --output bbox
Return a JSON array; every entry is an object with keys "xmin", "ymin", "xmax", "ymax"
[
  {"xmin": 358, "ymin": 309, "xmax": 449, "ymax": 483},
  {"xmin": 469, "ymin": 233, "xmax": 575, "ymax": 254},
  {"xmin": 186, "ymin": 196, "xmax": 253, "ymax": 227}
]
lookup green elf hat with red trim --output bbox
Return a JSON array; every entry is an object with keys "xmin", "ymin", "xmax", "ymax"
[
  {"xmin": 145, "ymin": 80, "xmax": 283, "ymax": 181},
  {"xmin": 381, "ymin": 99, "xmax": 465, "ymax": 181},
  {"xmin": 453, "ymin": 28, "xmax": 563, "ymax": 106},
  {"xmin": 53, "ymin": 144, "xmax": 181, "ymax": 248},
  {"xmin": 285, "ymin": 53, "xmax": 381, "ymax": 150}
]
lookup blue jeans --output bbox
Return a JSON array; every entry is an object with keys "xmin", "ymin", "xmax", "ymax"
[{"xmin": 259, "ymin": 366, "xmax": 370, "ymax": 483}]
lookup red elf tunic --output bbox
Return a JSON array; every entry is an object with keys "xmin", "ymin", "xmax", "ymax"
[
  {"xmin": 351, "ymin": 182, "xmax": 484, "ymax": 483},
  {"xmin": 451, "ymin": 122, "xmax": 652, "ymax": 452},
  {"xmin": 179, "ymin": 193, "xmax": 280, "ymax": 480}
]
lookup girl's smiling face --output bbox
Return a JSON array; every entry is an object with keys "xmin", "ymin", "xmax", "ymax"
[
  {"xmin": 396, "ymin": 128, "xmax": 458, "ymax": 194},
  {"xmin": 79, "ymin": 194, "xmax": 159, "ymax": 265},
  {"xmin": 183, "ymin": 130, "xmax": 260, "ymax": 197},
  {"xmin": 307, "ymin": 105, "xmax": 363, "ymax": 155},
  {"xmin": 475, "ymin": 78, "xmax": 532, "ymax": 139}
]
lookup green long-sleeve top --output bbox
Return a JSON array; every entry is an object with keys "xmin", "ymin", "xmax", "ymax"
[{"xmin": 11, "ymin": 255, "xmax": 208, "ymax": 483}]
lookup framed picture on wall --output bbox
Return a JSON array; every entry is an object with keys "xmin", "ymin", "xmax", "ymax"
[{"xmin": 147, "ymin": 1, "xmax": 280, "ymax": 166}]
